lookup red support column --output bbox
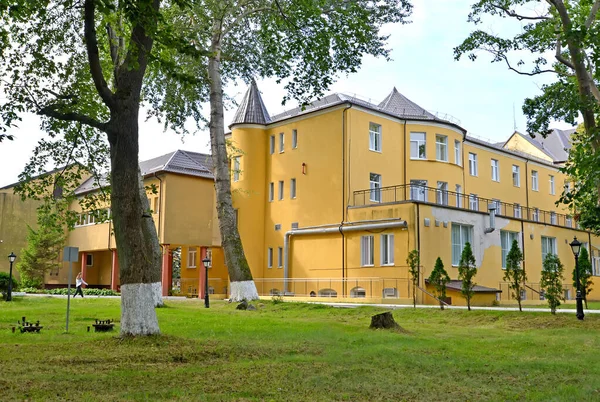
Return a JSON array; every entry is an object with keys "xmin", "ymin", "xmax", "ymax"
[
  {"xmin": 81, "ymin": 252, "xmax": 88, "ymax": 287},
  {"xmin": 111, "ymin": 250, "xmax": 119, "ymax": 291},
  {"xmin": 161, "ymin": 245, "xmax": 170, "ymax": 297},
  {"xmin": 198, "ymin": 247, "xmax": 207, "ymax": 300},
  {"xmin": 168, "ymin": 250, "xmax": 173, "ymax": 292}
]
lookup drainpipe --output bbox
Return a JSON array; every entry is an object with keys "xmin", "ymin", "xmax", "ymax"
[
  {"xmin": 283, "ymin": 220, "xmax": 408, "ymax": 290},
  {"xmin": 524, "ymin": 160, "xmax": 530, "ymax": 211},
  {"xmin": 416, "ymin": 203, "xmax": 421, "ymax": 300},
  {"xmin": 520, "ymin": 219, "xmax": 526, "ymax": 277},
  {"xmin": 341, "ymin": 104, "xmax": 353, "ymax": 296},
  {"xmin": 403, "ymin": 120, "xmax": 407, "ymax": 200}
]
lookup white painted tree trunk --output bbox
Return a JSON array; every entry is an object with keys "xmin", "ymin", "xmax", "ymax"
[
  {"xmin": 229, "ymin": 280, "xmax": 259, "ymax": 302},
  {"xmin": 121, "ymin": 283, "xmax": 160, "ymax": 336},
  {"xmin": 152, "ymin": 282, "xmax": 164, "ymax": 307}
]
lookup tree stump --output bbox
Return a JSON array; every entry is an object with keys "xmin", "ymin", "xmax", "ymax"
[
  {"xmin": 236, "ymin": 300, "xmax": 248, "ymax": 310},
  {"xmin": 369, "ymin": 312, "xmax": 400, "ymax": 330}
]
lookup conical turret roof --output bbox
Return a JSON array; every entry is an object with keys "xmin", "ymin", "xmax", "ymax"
[
  {"xmin": 378, "ymin": 87, "xmax": 436, "ymax": 120},
  {"xmin": 230, "ymin": 80, "xmax": 271, "ymax": 126}
]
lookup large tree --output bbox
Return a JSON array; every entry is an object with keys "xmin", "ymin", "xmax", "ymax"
[
  {"xmin": 175, "ymin": 0, "xmax": 412, "ymax": 300},
  {"xmin": 0, "ymin": 0, "xmax": 205, "ymax": 335},
  {"xmin": 455, "ymin": 0, "xmax": 600, "ymax": 233},
  {"xmin": 573, "ymin": 246, "xmax": 593, "ymax": 308}
]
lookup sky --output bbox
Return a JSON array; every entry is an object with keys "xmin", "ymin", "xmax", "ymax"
[{"xmin": 0, "ymin": 0, "xmax": 572, "ymax": 187}]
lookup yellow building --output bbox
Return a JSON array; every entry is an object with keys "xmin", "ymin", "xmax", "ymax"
[
  {"xmin": 227, "ymin": 83, "xmax": 600, "ymax": 305},
  {"xmin": 28, "ymin": 82, "xmax": 599, "ymax": 307}
]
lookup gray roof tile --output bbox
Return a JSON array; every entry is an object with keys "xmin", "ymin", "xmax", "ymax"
[
  {"xmin": 230, "ymin": 80, "xmax": 271, "ymax": 125},
  {"xmin": 378, "ymin": 87, "xmax": 436, "ymax": 119}
]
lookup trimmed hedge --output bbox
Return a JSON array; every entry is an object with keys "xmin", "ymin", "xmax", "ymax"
[{"xmin": 21, "ymin": 287, "xmax": 120, "ymax": 296}]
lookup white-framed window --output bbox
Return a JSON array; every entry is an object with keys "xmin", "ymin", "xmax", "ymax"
[
  {"xmin": 269, "ymin": 182, "xmax": 274, "ymax": 202},
  {"xmin": 512, "ymin": 165, "xmax": 520, "ymax": 187},
  {"xmin": 436, "ymin": 181, "xmax": 448, "ymax": 205},
  {"xmin": 292, "ymin": 129, "xmax": 298, "ymax": 149},
  {"xmin": 531, "ymin": 170, "xmax": 538, "ymax": 191},
  {"xmin": 205, "ymin": 248, "xmax": 212, "ymax": 267},
  {"xmin": 370, "ymin": 173, "xmax": 381, "ymax": 202},
  {"xmin": 520, "ymin": 289, "xmax": 527, "ymax": 301},
  {"xmin": 277, "ymin": 247, "xmax": 283, "ymax": 268},
  {"xmin": 369, "ymin": 122, "xmax": 382, "ymax": 152},
  {"xmin": 86, "ymin": 254, "xmax": 94, "ymax": 267},
  {"xmin": 451, "ymin": 223, "xmax": 473, "ymax": 266},
  {"xmin": 469, "ymin": 194, "xmax": 479, "ymax": 211},
  {"xmin": 290, "ymin": 178, "xmax": 296, "ymax": 199},
  {"xmin": 270, "ymin": 135, "xmax": 275, "ymax": 155},
  {"xmin": 549, "ymin": 175, "xmax": 555, "ymax": 195},
  {"xmin": 383, "ymin": 287, "xmax": 398, "ymax": 298},
  {"xmin": 550, "ymin": 212, "xmax": 557, "ymax": 225},
  {"xmin": 410, "ymin": 180, "xmax": 427, "ymax": 201},
  {"xmin": 233, "ymin": 156, "xmax": 240, "ymax": 182},
  {"xmin": 454, "ymin": 140, "xmax": 461, "ymax": 165},
  {"xmin": 593, "ymin": 256, "xmax": 600, "ymax": 276},
  {"xmin": 410, "ymin": 132, "xmax": 426, "ymax": 159},
  {"xmin": 564, "ymin": 289, "xmax": 571, "ymax": 300},
  {"xmin": 279, "ymin": 132, "xmax": 284, "ymax": 153},
  {"xmin": 532, "ymin": 208, "xmax": 539, "ymax": 222},
  {"xmin": 469, "ymin": 153, "xmax": 478, "ymax": 176},
  {"xmin": 187, "ymin": 247, "xmax": 197, "ymax": 268},
  {"xmin": 565, "ymin": 181, "xmax": 571, "ymax": 194},
  {"xmin": 491, "ymin": 159, "xmax": 499, "ymax": 182},
  {"xmin": 501, "ymin": 230, "xmax": 520, "ymax": 268},
  {"xmin": 566, "ymin": 215, "xmax": 573, "ymax": 227},
  {"xmin": 541, "ymin": 236, "xmax": 557, "ymax": 262},
  {"xmin": 350, "ymin": 286, "xmax": 366, "ymax": 298},
  {"xmin": 456, "ymin": 184, "xmax": 463, "ymax": 208},
  {"xmin": 436, "ymin": 135, "xmax": 448, "ymax": 161},
  {"xmin": 278, "ymin": 180, "xmax": 284, "ymax": 200},
  {"xmin": 514, "ymin": 203, "xmax": 522, "ymax": 218},
  {"xmin": 380, "ymin": 234, "xmax": 395, "ymax": 266},
  {"xmin": 361, "ymin": 235, "xmax": 374, "ymax": 266},
  {"xmin": 267, "ymin": 247, "xmax": 273, "ymax": 268},
  {"xmin": 152, "ymin": 198, "xmax": 159, "ymax": 214},
  {"xmin": 492, "ymin": 199, "xmax": 502, "ymax": 215}
]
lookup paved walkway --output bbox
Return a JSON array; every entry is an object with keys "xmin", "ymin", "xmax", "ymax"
[{"xmin": 306, "ymin": 301, "xmax": 600, "ymax": 314}]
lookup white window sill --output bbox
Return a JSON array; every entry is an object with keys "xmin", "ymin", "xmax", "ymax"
[
  {"xmin": 187, "ymin": 267, "xmax": 197, "ymax": 269},
  {"xmin": 267, "ymin": 266, "xmax": 273, "ymax": 269},
  {"xmin": 362, "ymin": 264, "xmax": 374, "ymax": 267},
  {"xmin": 470, "ymin": 174, "xmax": 478, "ymax": 177},
  {"xmin": 382, "ymin": 263, "xmax": 395, "ymax": 267},
  {"xmin": 369, "ymin": 149, "xmax": 382, "ymax": 153},
  {"xmin": 410, "ymin": 157, "xmax": 427, "ymax": 160},
  {"xmin": 436, "ymin": 159, "xmax": 449, "ymax": 163},
  {"xmin": 369, "ymin": 199, "xmax": 381, "ymax": 203}
]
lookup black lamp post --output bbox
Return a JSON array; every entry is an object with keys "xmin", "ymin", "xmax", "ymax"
[
  {"xmin": 569, "ymin": 237, "xmax": 585, "ymax": 320},
  {"xmin": 202, "ymin": 256, "xmax": 211, "ymax": 308},
  {"xmin": 7, "ymin": 252, "xmax": 16, "ymax": 302}
]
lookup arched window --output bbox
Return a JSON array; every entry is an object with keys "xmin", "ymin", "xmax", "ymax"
[
  {"xmin": 382, "ymin": 288, "xmax": 398, "ymax": 298},
  {"xmin": 318, "ymin": 289, "xmax": 338, "ymax": 298},
  {"xmin": 350, "ymin": 287, "xmax": 366, "ymax": 298},
  {"xmin": 208, "ymin": 286, "xmax": 215, "ymax": 295}
]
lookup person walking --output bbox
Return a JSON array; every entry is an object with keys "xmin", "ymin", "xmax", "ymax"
[{"xmin": 73, "ymin": 272, "xmax": 87, "ymax": 298}]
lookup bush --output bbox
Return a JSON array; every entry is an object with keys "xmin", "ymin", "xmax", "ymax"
[
  {"xmin": 0, "ymin": 272, "xmax": 19, "ymax": 299},
  {"xmin": 20, "ymin": 287, "xmax": 46, "ymax": 294},
  {"xmin": 21, "ymin": 287, "xmax": 120, "ymax": 296}
]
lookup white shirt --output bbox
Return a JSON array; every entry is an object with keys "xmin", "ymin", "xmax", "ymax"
[{"xmin": 76, "ymin": 278, "xmax": 88, "ymax": 287}]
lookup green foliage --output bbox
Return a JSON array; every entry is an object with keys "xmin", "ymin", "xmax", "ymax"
[
  {"xmin": 573, "ymin": 247, "xmax": 594, "ymax": 308},
  {"xmin": 428, "ymin": 257, "xmax": 450, "ymax": 310},
  {"xmin": 45, "ymin": 288, "xmax": 120, "ymax": 296},
  {"xmin": 456, "ymin": 1, "xmax": 600, "ymax": 234},
  {"xmin": 406, "ymin": 249, "xmax": 420, "ymax": 308},
  {"xmin": 16, "ymin": 201, "xmax": 68, "ymax": 289},
  {"xmin": 503, "ymin": 239, "xmax": 526, "ymax": 312},
  {"xmin": 541, "ymin": 254, "xmax": 565, "ymax": 314},
  {"xmin": 458, "ymin": 242, "xmax": 477, "ymax": 311}
]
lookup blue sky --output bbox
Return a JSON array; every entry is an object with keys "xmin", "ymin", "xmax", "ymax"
[{"xmin": 0, "ymin": 0, "xmax": 571, "ymax": 187}]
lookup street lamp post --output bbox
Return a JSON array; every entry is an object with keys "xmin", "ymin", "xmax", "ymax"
[
  {"xmin": 569, "ymin": 237, "xmax": 585, "ymax": 320},
  {"xmin": 7, "ymin": 252, "xmax": 16, "ymax": 302},
  {"xmin": 202, "ymin": 256, "xmax": 211, "ymax": 308}
]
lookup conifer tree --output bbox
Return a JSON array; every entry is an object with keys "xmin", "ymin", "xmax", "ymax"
[
  {"xmin": 503, "ymin": 239, "xmax": 526, "ymax": 312},
  {"xmin": 541, "ymin": 254, "xmax": 564, "ymax": 314},
  {"xmin": 458, "ymin": 242, "xmax": 477, "ymax": 311},
  {"xmin": 406, "ymin": 250, "xmax": 420, "ymax": 308},
  {"xmin": 573, "ymin": 247, "xmax": 593, "ymax": 309},
  {"xmin": 429, "ymin": 257, "xmax": 450, "ymax": 310}
]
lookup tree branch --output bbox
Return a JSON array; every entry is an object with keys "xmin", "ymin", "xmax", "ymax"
[
  {"xmin": 38, "ymin": 104, "xmax": 108, "ymax": 132},
  {"xmin": 585, "ymin": 0, "xmax": 600, "ymax": 29},
  {"xmin": 84, "ymin": 0, "xmax": 115, "ymax": 108},
  {"xmin": 222, "ymin": 5, "xmax": 275, "ymax": 38},
  {"xmin": 555, "ymin": 35, "xmax": 575, "ymax": 69},
  {"xmin": 490, "ymin": 3, "xmax": 551, "ymax": 21}
]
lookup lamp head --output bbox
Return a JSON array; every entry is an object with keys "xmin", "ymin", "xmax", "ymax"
[
  {"xmin": 570, "ymin": 237, "xmax": 582, "ymax": 257},
  {"xmin": 8, "ymin": 252, "xmax": 16, "ymax": 263},
  {"xmin": 202, "ymin": 257, "xmax": 211, "ymax": 269}
]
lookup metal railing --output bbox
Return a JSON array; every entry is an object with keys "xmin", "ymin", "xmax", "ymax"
[
  {"xmin": 497, "ymin": 282, "xmax": 575, "ymax": 302},
  {"xmin": 353, "ymin": 184, "xmax": 577, "ymax": 229}
]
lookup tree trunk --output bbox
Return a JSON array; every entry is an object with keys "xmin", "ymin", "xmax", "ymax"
[
  {"xmin": 369, "ymin": 312, "xmax": 401, "ymax": 330},
  {"xmin": 467, "ymin": 298, "xmax": 471, "ymax": 311},
  {"xmin": 108, "ymin": 103, "xmax": 162, "ymax": 336},
  {"xmin": 439, "ymin": 300, "xmax": 444, "ymax": 311},
  {"xmin": 208, "ymin": 24, "xmax": 258, "ymax": 302}
]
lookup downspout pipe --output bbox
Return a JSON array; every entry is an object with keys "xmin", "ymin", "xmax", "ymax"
[
  {"xmin": 154, "ymin": 172, "xmax": 164, "ymax": 244},
  {"xmin": 283, "ymin": 220, "xmax": 408, "ymax": 290},
  {"xmin": 341, "ymin": 104, "xmax": 353, "ymax": 296}
]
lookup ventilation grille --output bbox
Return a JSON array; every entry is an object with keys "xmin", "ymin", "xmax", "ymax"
[
  {"xmin": 274, "ymin": 224, "xmax": 281, "ymax": 231},
  {"xmin": 291, "ymin": 222, "xmax": 299, "ymax": 230}
]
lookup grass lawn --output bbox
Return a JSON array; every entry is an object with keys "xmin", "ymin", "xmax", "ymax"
[{"xmin": 1, "ymin": 297, "xmax": 599, "ymax": 401}]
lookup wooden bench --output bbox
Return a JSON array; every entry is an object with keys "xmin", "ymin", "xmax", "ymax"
[{"xmin": 92, "ymin": 319, "xmax": 115, "ymax": 332}]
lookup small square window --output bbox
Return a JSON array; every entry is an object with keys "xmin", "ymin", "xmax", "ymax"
[
  {"xmin": 86, "ymin": 254, "xmax": 93, "ymax": 267},
  {"xmin": 292, "ymin": 129, "xmax": 298, "ymax": 149}
]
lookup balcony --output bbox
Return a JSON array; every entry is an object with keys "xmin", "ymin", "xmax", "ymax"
[{"xmin": 352, "ymin": 184, "xmax": 577, "ymax": 229}]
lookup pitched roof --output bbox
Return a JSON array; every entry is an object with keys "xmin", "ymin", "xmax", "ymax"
[
  {"xmin": 377, "ymin": 87, "xmax": 437, "ymax": 119},
  {"xmin": 230, "ymin": 80, "xmax": 271, "ymax": 125},
  {"xmin": 446, "ymin": 280, "xmax": 500, "ymax": 293},
  {"xmin": 530, "ymin": 128, "xmax": 576, "ymax": 162},
  {"xmin": 74, "ymin": 150, "xmax": 213, "ymax": 195},
  {"xmin": 0, "ymin": 163, "xmax": 79, "ymax": 190}
]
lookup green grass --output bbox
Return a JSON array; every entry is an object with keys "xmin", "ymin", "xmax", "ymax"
[{"xmin": 1, "ymin": 298, "xmax": 600, "ymax": 401}]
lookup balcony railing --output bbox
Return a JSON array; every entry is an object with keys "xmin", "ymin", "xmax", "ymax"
[{"xmin": 353, "ymin": 184, "xmax": 577, "ymax": 229}]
